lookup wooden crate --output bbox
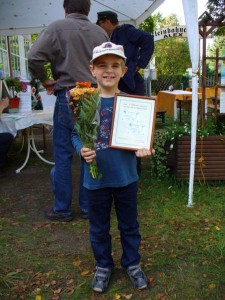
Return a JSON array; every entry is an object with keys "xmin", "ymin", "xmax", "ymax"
[{"xmin": 165, "ymin": 136, "xmax": 225, "ymax": 180}]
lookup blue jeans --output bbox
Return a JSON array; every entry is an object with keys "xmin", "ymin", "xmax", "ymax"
[
  {"xmin": 51, "ymin": 89, "xmax": 75, "ymax": 215},
  {"xmin": 86, "ymin": 181, "xmax": 141, "ymax": 269}
]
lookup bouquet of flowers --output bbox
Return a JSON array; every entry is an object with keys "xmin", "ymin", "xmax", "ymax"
[{"xmin": 69, "ymin": 82, "xmax": 102, "ymax": 179}]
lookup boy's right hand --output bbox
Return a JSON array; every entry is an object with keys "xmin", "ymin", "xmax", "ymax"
[{"xmin": 80, "ymin": 147, "xmax": 96, "ymax": 164}]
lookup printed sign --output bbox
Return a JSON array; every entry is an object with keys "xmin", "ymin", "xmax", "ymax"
[{"xmin": 154, "ymin": 26, "xmax": 187, "ymax": 41}]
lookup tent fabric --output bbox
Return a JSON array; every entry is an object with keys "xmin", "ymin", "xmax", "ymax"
[
  {"xmin": 0, "ymin": 0, "xmax": 165, "ymax": 35},
  {"xmin": 182, "ymin": 0, "xmax": 199, "ymax": 207}
]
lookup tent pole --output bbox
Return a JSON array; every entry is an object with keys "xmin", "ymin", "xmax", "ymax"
[{"xmin": 6, "ymin": 36, "xmax": 13, "ymax": 77}]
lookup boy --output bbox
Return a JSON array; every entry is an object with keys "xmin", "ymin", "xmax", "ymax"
[{"xmin": 71, "ymin": 42, "xmax": 154, "ymax": 293}]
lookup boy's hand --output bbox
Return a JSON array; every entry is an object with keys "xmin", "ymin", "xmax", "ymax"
[
  {"xmin": 80, "ymin": 147, "xmax": 96, "ymax": 164},
  {"xmin": 135, "ymin": 148, "xmax": 155, "ymax": 157}
]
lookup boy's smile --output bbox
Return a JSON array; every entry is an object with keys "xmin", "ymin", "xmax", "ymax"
[{"xmin": 90, "ymin": 54, "xmax": 127, "ymax": 96}]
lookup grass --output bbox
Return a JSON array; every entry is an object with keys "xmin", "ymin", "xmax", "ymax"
[
  {"xmin": 1, "ymin": 124, "xmax": 225, "ymax": 299},
  {"xmin": 1, "ymin": 165, "xmax": 225, "ymax": 299}
]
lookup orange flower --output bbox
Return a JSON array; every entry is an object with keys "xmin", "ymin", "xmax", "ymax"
[
  {"xmin": 69, "ymin": 82, "xmax": 102, "ymax": 179},
  {"xmin": 76, "ymin": 81, "xmax": 92, "ymax": 88},
  {"xmin": 69, "ymin": 84, "xmax": 99, "ymax": 117}
]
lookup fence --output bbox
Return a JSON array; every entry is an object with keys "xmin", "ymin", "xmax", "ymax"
[{"xmin": 148, "ymin": 75, "xmax": 216, "ymax": 96}]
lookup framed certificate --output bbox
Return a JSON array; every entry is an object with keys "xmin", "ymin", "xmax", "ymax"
[{"xmin": 109, "ymin": 93, "xmax": 156, "ymax": 151}]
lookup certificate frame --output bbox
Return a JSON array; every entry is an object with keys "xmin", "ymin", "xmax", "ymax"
[{"xmin": 109, "ymin": 93, "xmax": 156, "ymax": 151}]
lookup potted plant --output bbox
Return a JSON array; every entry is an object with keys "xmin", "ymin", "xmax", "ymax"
[
  {"xmin": 160, "ymin": 117, "xmax": 225, "ymax": 181},
  {"xmin": 5, "ymin": 77, "xmax": 23, "ymax": 112}
]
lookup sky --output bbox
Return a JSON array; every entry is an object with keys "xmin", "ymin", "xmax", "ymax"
[{"xmin": 154, "ymin": 0, "xmax": 208, "ymax": 24}]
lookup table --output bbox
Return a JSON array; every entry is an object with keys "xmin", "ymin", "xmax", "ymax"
[
  {"xmin": 0, "ymin": 110, "xmax": 54, "ymax": 173},
  {"xmin": 157, "ymin": 90, "xmax": 203, "ymax": 121}
]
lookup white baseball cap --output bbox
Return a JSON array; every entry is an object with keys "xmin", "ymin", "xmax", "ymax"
[{"xmin": 90, "ymin": 42, "xmax": 126, "ymax": 63}]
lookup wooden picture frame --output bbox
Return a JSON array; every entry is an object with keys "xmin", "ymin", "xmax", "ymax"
[{"xmin": 109, "ymin": 93, "xmax": 156, "ymax": 151}]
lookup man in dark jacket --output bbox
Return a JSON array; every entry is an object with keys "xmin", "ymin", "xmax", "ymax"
[
  {"xmin": 96, "ymin": 11, "xmax": 154, "ymax": 96},
  {"xmin": 97, "ymin": 11, "xmax": 154, "ymax": 174}
]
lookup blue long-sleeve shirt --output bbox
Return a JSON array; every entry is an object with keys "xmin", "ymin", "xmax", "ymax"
[{"xmin": 71, "ymin": 96, "xmax": 138, "ymax": 190}]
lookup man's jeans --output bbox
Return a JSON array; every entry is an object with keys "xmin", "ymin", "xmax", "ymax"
[
  {"xmin": 51, "ymin": 90, "xmax": 74, "ymax": 215},
  {"xmin": 86, "ymin": 181, "xmax": 141, "ymax": 269}
]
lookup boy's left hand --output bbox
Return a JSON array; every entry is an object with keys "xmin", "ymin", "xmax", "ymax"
[{"xmin": 135, "ymin": 148, "xmax": 155, "ymax": 157}]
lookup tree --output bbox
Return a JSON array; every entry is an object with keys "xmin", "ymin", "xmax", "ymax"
[
  {"xmin": 207, "ymin": 36, "xmax": 225, "ymax": 57},
  {"xmin": 139, "ymin": 13, "xmax": 161, "ymax": 33},
  {"xmin": 206, "ymin": 36, "xmax": 225, "ymax": 74},
  {"xmin": 206, "ymin": 0, "xmax": 225, "ymax": 19},
  {"xmin": 139, "ymin": 13, "xmax": 191, "ymax": 76},
  {"xmin": 206, "ymin": 0, "xmax": 225, "ymax": 36},
  {"xmin": 155, "ymin": 39, "xmax": 190, "ymax": 75}
]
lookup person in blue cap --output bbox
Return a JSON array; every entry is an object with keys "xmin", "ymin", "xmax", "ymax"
[
  {"xmin": 96, "ymin": 11, "xmax": 154, "ymax": 175},
  {"xmin": 96, "ymin": 11, "xmax": 154, "ymax": 96}
]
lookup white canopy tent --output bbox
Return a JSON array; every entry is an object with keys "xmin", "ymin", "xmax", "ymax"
[
  {"xmin": 0, "ymin": 0, "xmax": 165, "ymax": 35},
  {"xmin": 0, "ymin": 0, "xmax": 200, "ymax": 206}
]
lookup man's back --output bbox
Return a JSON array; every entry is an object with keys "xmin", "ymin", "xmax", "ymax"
[{"xmin": 28, "ymin": 13, "xmax": 109, "ymax": 90}]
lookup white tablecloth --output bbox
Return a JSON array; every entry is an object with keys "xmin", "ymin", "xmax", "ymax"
[{"xmin": 0, "ymin": 110, "xmax": 53, "ymax": 137}]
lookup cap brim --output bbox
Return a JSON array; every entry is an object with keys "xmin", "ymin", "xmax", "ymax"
[{"xmin": 90, "ymin": 51, "xmax": 126, "ymax": 63}]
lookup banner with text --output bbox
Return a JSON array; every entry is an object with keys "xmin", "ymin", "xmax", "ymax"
[{"xmin": 154, "ymin": 26, "xmax": 187, "ymax": 41}]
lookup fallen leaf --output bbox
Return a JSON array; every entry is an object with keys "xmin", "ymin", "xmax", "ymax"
[
  {"xmin": 155, "ymin": 292, "xmax": 168, "ymax": 300},
  {"xmin": 147, "ymin": 275, "xmax": 157, "ymax": 288},
  {"xmin": 73, "ymin": 260, "xmax": 81, "ymax": 267},
  {"xmin": 16, "ymin": 269, "xmax": 23, "ymax": 273},
  {"xmin": 30, "ymin": 280, "xmax": 41, "ymax": 286},
  {"xmin": 215, "ymin": 226, "xmax": 221, "ymax": 231},
  {"xmin": 54, "ymin": 287, "xmax": 62, "ymax": 294},
  {"xmin": 208, "ymin": 283, "xmax": 216, "ymax": 289},
  {"xmin": 114, "ymin": 293, "xmax": 121, "ymax": 299},
  {"xmin": 67, "ymin": 279, "xmax": 74, "ymax": 285},
  {"xmin": 200, "ymin": 218, "xmax": 209, "ymax": 223},
  {"xmin": 81, "ymin": 270, "xmax": 89, "ymax": 276},
  {"xmin": 187, "ymin": 238, "xmax": 193, "ymax": 243},
  {"xmin": 204, "ymin": 227, "xmax": 210, "ymax": 231},
  {"xmin": 65, "ymin": 287, "xmax": 75, "ymax": 295},
  {"xmin": 35, "ymin": 296, "xmax": 42, "ymax": 300},
  {"xmin": 123, "ymin": 294, "xmax": 133, "ymax": 300},
  {"xmin": 156, "ymin": 271, "xmax": 165, "ymax": 278}
]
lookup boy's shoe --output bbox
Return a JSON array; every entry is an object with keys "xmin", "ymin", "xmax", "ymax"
[
  {"xmin": 126, "ymin": 265, "xmax": 148, "ymax": 289},
  {"xmin": 92, "ymin": 266, "xmax": 112, "ymax": 293}
]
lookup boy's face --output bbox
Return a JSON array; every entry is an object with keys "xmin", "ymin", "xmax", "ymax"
[{"xmin": 90, "ymin": 55, "xmax": 127, "ymax": 90}]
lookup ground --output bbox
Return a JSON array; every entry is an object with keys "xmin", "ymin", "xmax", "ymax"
[
  {"xmin": 1, "ymin": 129, "xmax": 82, "ymax": 222},
  {"xmin": 1, "ymin": 126, "xmax": 225, "ymax": 300}
]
